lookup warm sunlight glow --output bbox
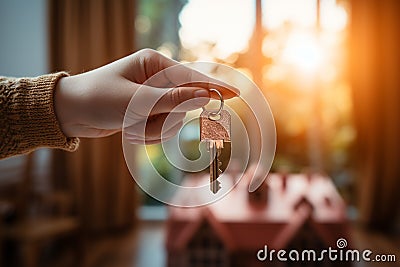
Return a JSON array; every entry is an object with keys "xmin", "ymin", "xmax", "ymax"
[
  {"xmin": 282, "ymin": 33, "xmax": 323, "ymax": 73},
  {"xmin": 263, "ymin": 0, "xmax": 317, "ymax": 29},
  {"xmin": 263, "ymin": 0, "xmax": 347, "ymax": 31},
  {"xmin": 179, "ymin": 0, "xmax": 254, "ymax": 59},
  {"xmin": 320, "ymin": 1, "xmax": 348, "ymax": 32}
]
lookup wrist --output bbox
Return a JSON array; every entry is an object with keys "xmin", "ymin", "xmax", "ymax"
[{"xmin": 54, "ymin": 75, "xmax": 77, "ymax": 137}]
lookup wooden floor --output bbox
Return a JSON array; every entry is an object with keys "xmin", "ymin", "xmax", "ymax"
[
  {"xmin": 6, "ymin": 221, "xmax": 399, "ymax": 267},
  {"xmin": 84, "ymin": 222, "xmax": 399, "ymax": 267},
  {"xmin": 85, "ymin": 221, "xmax": 166, "ymax": 267},
  {"xmin": 351, "ymin": 226, "xmax": 400, "ymax": 267}
]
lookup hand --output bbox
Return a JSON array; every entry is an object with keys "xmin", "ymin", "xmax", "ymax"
[{"xmin": 54, "ymin": 49, "xmax": 239, "ymax": 144}]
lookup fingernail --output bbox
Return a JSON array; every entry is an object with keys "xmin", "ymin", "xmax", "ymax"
[
  {"xmin": 193, "ymin": 89, "xmax": 209, "ymax": 106},
  {"xmin": 194, "ymin": 89, "xmax": 209, "ymax": 98}
]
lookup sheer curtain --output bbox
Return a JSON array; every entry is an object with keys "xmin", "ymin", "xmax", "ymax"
[
  {"xmin": 48, "ymin": 0, "xmax": 138, "ymax": 233},
  {"xmin": 350, "ymin": 1, "xmax": 400, "ymax": 233}
]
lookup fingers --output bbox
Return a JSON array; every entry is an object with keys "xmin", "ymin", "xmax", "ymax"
[
  {"xmin": 130, "ymin": 49, "xmax": 240, "ymax": 99},
  {"xmin": 153, "ymin": 59, "xmax": 240, "ymax": 99},
  {"xmin": 152, "ymin": 86, "xmax": 211, "ymax": 115},
  {"xmin": 124, "ymin": 112, "xmax": 185, "ymax": 140},
  {"xmin": 146, "ymin": 112, "xmax": 184, "ymax": 139},
  {"xmin": 178, "ymin": 81, "xmax": 240, "ymax": 100},
  {"xmin": 141, "ymin": 121, "xmax": 183, "ymax": 144},
  {"xmin": 125, "ymin": 85, "xmax": 210, "ymax": 120}
]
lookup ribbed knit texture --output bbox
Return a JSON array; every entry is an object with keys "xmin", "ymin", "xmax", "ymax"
[{"xmin": 0, "ymin": 72, "xmax": 79, "ymax": 159}]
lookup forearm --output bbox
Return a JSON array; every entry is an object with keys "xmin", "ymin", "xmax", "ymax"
[{"xmin": 0, "ymin": 72, "xmax": 79, "ymax": 159}]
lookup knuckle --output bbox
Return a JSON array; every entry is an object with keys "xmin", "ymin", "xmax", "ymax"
[
  {"xmin": 140, "ymin": 48, "xmax": 156, "ymax": 57},
  {"xmin": 140, "ymin": 48, "xmax": 161, "ymax": 63},
  {"xmin": 170, "ymin": 88, "xmax": 182, "ymax": 107}
]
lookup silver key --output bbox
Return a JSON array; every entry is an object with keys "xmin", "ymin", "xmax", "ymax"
[
  {"xmin": 208, "ymin": 140, "xmax": 223, "ymax": 194},
  {"xmin": 200, "ymin": 105, "xmax": 231, "ymax": 194}
]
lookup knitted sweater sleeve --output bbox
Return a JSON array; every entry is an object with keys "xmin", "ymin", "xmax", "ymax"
[{"xmin": 0, "ymin": 72, "xmax": 79, "ymax": 159}]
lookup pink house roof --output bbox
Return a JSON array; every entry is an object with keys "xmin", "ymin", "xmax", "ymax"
[{"xmin": 166, "ymin": 173, "xmax": 349, "ymax": 252}]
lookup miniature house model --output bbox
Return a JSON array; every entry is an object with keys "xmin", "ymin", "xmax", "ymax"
[{"xmin": 166, "ymin": 167, "xmax": 351, "ymax": 267}]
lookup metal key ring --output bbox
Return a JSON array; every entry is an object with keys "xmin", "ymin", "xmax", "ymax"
[{"xmin": 202, "ymin": 88, "xmax": 224, "ymax": 116}]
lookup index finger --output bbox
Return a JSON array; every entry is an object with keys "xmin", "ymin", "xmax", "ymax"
[
  {"xmin": 159, "ymin": 64, "xmax": 240, "ymax": 100},
  {"xmin": 178, "ymin": 81, "xmax": 239, "ymax": 100},
  {"xmin": 137, "ymin": 51, "xmax": 240, "ymax": 99}
]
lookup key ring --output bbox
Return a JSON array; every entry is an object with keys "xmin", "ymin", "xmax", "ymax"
[{"xmin": 202, "ymin": 88, "xmax": 224, "ymax": 117}]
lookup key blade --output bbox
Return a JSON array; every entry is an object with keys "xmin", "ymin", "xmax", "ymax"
[
  {"xmin": 208, "ymin": 141, "xmax": 221, "ymax": 194},
  {"xmin": 210, "ymin": 179, "xmax": 221, "ymax": 194}
]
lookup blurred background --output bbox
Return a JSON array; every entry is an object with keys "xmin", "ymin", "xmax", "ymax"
[{"xmin": 0, "ymin": 0, "xmax": 399, "ymax": 266}]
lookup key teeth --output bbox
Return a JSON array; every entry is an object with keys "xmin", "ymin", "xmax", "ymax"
[
  {"xmin": 216, "ymin": 180, "xmax": 221, "ymax": 193},
  {"xmin": 210, "ymin": 180, "xmax": 221, "ymax": 194}
]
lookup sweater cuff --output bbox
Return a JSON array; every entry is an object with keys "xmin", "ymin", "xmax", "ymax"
[
  {"xmin": 1, "ymin": 72, "xmax": 79, "ymax": 158},
  {"xmin": 23, "ymin": 72, "xmax": 80, "ymax": 152}
]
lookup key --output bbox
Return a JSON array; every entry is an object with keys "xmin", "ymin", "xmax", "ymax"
[
  {"xmin": 208, "ymin": 140, "xmax": 222, "ymax": 194},
  {"xmin": 200, "ymin": 109, "xmax": 231, "ymax": 194}
]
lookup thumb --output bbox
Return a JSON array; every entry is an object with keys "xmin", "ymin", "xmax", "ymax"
[{"xmin": 150, "ymin": 86, "xmax": 210, "ymax": 114}]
